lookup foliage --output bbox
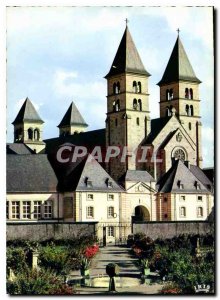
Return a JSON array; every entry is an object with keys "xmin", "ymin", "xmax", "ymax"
[
  {"xmin": 138, "ymin": 258, "xmax": 149, "ymax": 269},
  {"xmin": 151, "ymin": 246, "xmax": 214, "ymax": 293},
  {"xmin": 132, "ymin": 236, "xmax": 155, "ymax": 259},
  {"xmin": 106, "ymin": 263, "xmax": 120, "ymax": 277},
  {"xmin": 7, "ymin": 268, "xmax": 76, "ymax": 295},
  {"xmin": 160, "ymin": 283, "xmax": 182, "ymax": 294},
  {"xmin": 79, "ymin": 257, "xmax": 91, "ymax": 270},
  {"xmin": 38, "ymin": 244, "xmax": 72, "ymax": 275},
  {"xmin": 7, "ymin": 247, "xmax": 29, "ymax": 275}
]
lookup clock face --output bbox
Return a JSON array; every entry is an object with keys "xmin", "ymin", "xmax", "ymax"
[{"xmin": 173, "ymin": 149, "xmax": 185, "ymax": 161}]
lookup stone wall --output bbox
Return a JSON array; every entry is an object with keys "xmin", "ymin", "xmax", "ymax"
[
  {"xmin": 6, "ymin": 222, "xmax": 98, "ymax": 241},
  {"xmin": 133, "ymin": 221, "xmax": 214, "ymax": 239}
]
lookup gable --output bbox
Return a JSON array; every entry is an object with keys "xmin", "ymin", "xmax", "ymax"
[
  {"xmin": 126, "ymin": 181, "xmax": 155, "ymax": 193},
  {"xmin": 163, "ymin": 127, "xmax": 195, "ymax": 152}
]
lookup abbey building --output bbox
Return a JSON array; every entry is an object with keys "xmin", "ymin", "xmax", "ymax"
[{"xmin": 7, "ymin": 25, "xmax": 213, "ymax": 243}]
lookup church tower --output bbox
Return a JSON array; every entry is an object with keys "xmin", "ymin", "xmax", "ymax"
[
  {"xmin": 157, "ymin": 34, "xmax": 203, "ymax": 167},
  {"xmin": 12, "ymin": 97, "xmax": 45, "ymax": 153},
  {"xmin": 105, "ymin": 24, "xmax": 151, "ymax": 181},
  {"xmin": 57, "ymin": 101, "xmax": 88, "ymax": 137}
]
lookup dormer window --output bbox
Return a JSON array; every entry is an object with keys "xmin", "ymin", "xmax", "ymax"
[
  {"xmin": 194, "ymin": 181, "xmax": 201, "ymax": 190},
  {"xmin": 106, "ymin": 178, "xmax": 113, "ymax": 188},
  {"xmin": 177, "ymin": 180, "xmax": 184, "ymax": 189},
  {"xmin": 85, "ymin": 177, "xmax": 93, "ymax": 187}
]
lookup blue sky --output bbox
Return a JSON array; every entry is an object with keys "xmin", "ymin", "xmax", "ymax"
[{"xmin": 6, "ymin": 6, "xmax": 214, "ymax": 167}]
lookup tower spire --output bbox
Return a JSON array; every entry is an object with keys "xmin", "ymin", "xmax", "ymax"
[{"xmin": 177, "ymin": 28, "xmax": 180, "ymax": 36}]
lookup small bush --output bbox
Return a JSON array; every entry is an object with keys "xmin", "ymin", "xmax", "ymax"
[
  {"xmin": 7, "ymin": 268, "xmax": 76, "ymax": 295},
  {"xmin": 7, "ymin": 247, "xmax": 28, "ymax": 275},
  {"xmin": 39, "ymin": 245, "xmax": 71, "ymax": 274}
]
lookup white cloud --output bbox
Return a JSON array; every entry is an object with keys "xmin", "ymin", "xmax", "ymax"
[{"xmin": 53, "ymin": 69, "xmax": 106, "ymax": 100}]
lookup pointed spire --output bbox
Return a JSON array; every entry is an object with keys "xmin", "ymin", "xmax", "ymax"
[
  {"xmin": 105, "ymin": 26, "xmax": 150, "ymax": 78},
  {"xmin": 12, "ymin": 97, "xmax": 44, "ymax": 125},
  {"xmin": 58, "ymin": 101, "xmax": 88, "ymax": 128},
  {"xmin": 157, "ymin": 36, "xmax": 201, "ymax": 86}
]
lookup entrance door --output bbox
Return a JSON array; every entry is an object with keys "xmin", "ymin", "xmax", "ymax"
[{"xmin": 134, "ymin": 205, "xmax": 150, "ymax": 222}]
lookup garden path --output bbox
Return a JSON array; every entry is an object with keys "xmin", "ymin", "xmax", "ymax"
[{"xmin": 70, "ymin": 245, "xmax": 163, "ymax": 294}]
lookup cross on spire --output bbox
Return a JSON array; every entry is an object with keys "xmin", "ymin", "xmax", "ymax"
[
  {"xmin": 125, "ymin": 18, "xmax": 129, "ymax": 27},
  {"xmin": 177, "ymin": 28, "xmax": 180, "ymax": 36}
]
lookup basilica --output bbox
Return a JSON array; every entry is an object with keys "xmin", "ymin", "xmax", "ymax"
[{"xmin": 7, "ymin": 25, "xmax": 214, "ymax": 243}]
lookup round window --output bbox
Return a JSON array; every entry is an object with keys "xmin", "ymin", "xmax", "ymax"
[{"xmin": 173, "ymin": 149, "xmax": 185, "ymax": 161}]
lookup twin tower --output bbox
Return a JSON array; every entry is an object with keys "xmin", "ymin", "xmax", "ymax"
[{"xmin": 105, "ymin": 25, "xmax": 202, "ymax": 181}]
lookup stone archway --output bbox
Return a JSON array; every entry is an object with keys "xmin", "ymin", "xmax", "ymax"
[{"xmin": 134, "ymin": 205, "xmax": 150, "ymax": 222}]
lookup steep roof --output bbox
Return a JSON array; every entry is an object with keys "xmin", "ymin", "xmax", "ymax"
[
  {"xmin": 157, "ymin": 160, "xmax": 211, "ymax": 194},
  {"xmin": 6, "ymin": 143, "xmax": 35, "ymax": 154},
  {"xmin": 125, "ymin": 170, "xmax": 155, "ymax": 182},
  {"xmin": 58, "ymin": 102, "xmax": 88, "ymax": 128},
  {"xmin": 7, "ymin": 154, "xmax": 58, "ymax": 192},
  {"xmin": 50, "ymin": 153, "xmax": 123, "ymax": 192},
  {"xmin": 190, "ymin": 164, "xmax": 213, "ymax": 192},
  {"xmin": 157, "ymin": 36, "xmax": 201, "ymax": 86},
  {"xmin": 105, "ymin": 26, "xmax": 150, "ymax": 78},
  {"xmin": 12, "ymin": 97, "xmax": 44, "ymax": 125}
]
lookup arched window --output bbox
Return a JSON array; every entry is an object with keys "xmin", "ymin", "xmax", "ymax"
[
  {"xmin": 113, "ymin": 83, "xmax": 117, "ymax": 95},
  {"xmin": 116, "ymin": 99, "xmax": 120, "ymax": 111},
  {"xmin": 190, "ymin": 105, "xmax": 194, "ymax": 116},
  {"xmin": 189, "ymin": 122, "xmax": 192, "ymax": 130},
  {"xmin": 133, "ymin": 99, "xmax": 137, "ymax": 110},
  {"xmin": 138, "ymin": 99, "xmax": 142, "ymax": 111},
  {"xmin": 28, "ymin": 128, "xmax": 33, "ymax": 140},
  {"xmin": 186, "ymin": 105, "xmax": 189, "ymax": 116},
  {"xmin": 166, "ymin": 106, "xmax": 170, "ymax": 117},
  {"xmin": 185, "ymin": 88, "xmax": 189, "ymax": 99},
  {"xmin": 137, "ymin": 82, "xmax": 141, "ymax": 93},
  {"xmin": 115, "ymin": 119, "xmax": 118, "ymax": 127},
  {"xmin": 34, "ymin": 128, "xmax": 40, "ymax": 140},
  {"xmin": 189, "ymin": 88, "xmax": 193, "ymax": 99},
  {"xmin": 113, "ymin": 101, "xmax": 116, "ymax": 112},
  {"xmin": 133, "ymin": 81, "xmax": 137, "ymax": 93},
  {"xmin": 116, "ymin": 82, "xmax": 120, "ymax": 94},
  {"xmin": 136, "ymin": 117, "xmax": 140, "ymax": 126},
  {"xmin": 170, "ymin": 89, "xmax": 174, "ymax": 99},
  {"xmin": 166, "ymin": 89, "xmax": 169, "ymax": 100},
  {"xmin": 15, "ymin": 128, "xmax": 22, "ymax": 141}
]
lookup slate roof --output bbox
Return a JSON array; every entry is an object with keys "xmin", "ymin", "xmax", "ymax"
[
  {"xmin": 7, "ymin": 155, "xmax": 58, "ymax": 192},
  {"xmin": 49, "ymin": 153, "xmax": 123, "ymax": 192},
  {"xmin": 144, "ymin": 117, "xmax": 172, "ymax": 144},
  {"xmin": 6, "ymin": 143, "xmax": 35, "ymax": 154},
  {"xmin": 12, "ymin": 97, "xmax": 44, "ymax": 125},
  {"xmin": 157, "ymin": 37, "xmax": 201, "ymax": 86},
  {"xmin": 58, "ymin": 102, "xmax": 88, "ymax": 128},
  {"xmin": 125, "ymin": 170, "xmax": 155, "ymax": 182},
  {"xmin": 190, "ymin": 164, "xmax": 213, "ymax": 192},
  {"xmin": 157, "ymin": 160, "xmax": 211, "ymax": 194},
  {"xmin": 105, "ymin": 26, "xmax": 150, "ymax": 78},
  {"xmin": 44, "ymin": 129, "xmax": 106, "ymax": 154}
]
